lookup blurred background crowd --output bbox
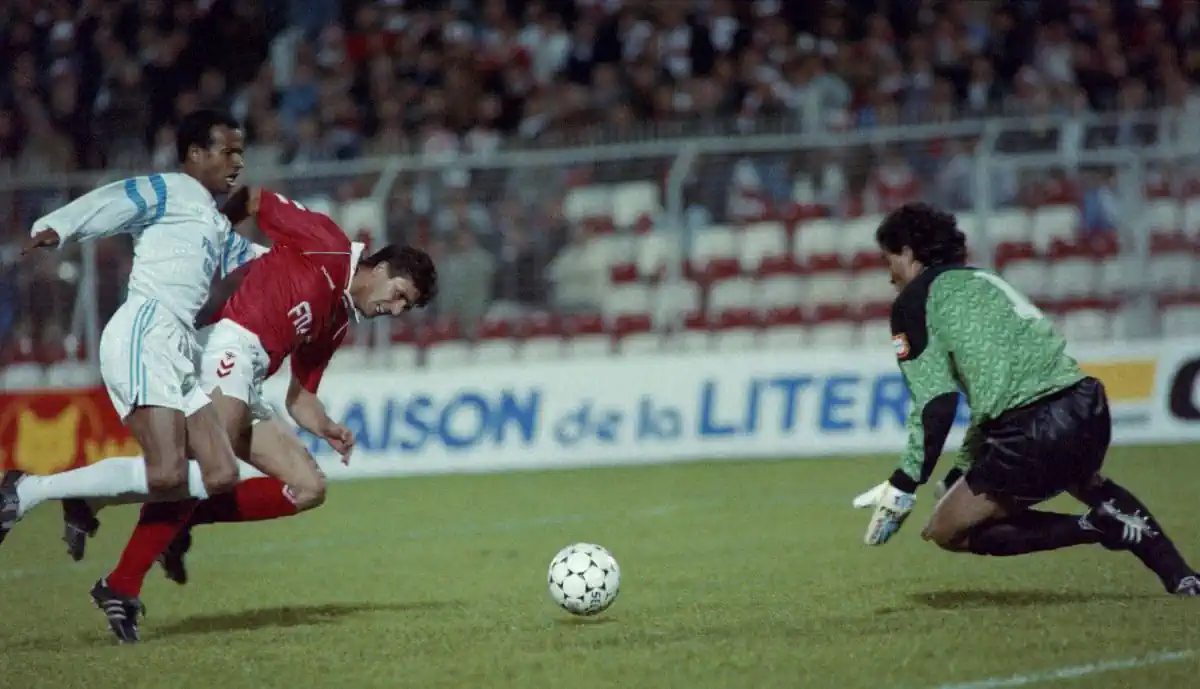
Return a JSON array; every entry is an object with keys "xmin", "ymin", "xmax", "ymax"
[{"xmin": 3, "ymin": 0, "xmax": 1200, "ymax": 373}]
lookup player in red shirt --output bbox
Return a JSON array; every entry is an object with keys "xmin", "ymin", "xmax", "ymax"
[{"xmin": 67, "ymin": 187, "xmax": 437, "ymax": 643}]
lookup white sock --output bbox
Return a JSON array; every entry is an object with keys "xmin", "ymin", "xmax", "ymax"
[{"xmin": 16, "ymin": 457, "xmax": 210, "ymax": 517}]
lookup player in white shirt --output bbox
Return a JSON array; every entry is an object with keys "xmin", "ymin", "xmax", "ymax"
[{"xmin": 0, "ymin": 110, "xmax": 259, "ymax": 548}]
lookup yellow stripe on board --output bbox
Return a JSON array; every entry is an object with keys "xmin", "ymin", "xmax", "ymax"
[{"xmin": 1079, "ymin": 360, "xmax": 1157, "ymax": 402}]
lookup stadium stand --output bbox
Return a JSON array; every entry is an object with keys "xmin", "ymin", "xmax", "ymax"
[{"xmin": 3, "ymin": 0, "xmax": 1200, "ymax": 386}]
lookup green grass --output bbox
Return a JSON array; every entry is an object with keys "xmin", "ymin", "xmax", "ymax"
[{"xmin": 2, "ymin": 445, "xmax": 1198, "ymax": 689}]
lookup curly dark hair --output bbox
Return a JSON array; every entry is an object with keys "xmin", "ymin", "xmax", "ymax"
[
  {"xmin": 875, "ymin": 202, "xmax": 967, "ymax": 267},
  {"xmin": 360, "ymin": 244, "xmax": 438, "ymax": 308}
]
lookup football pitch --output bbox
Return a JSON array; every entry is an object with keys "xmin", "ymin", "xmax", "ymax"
[{"xmin": 1, "ymin": 445, "xmax": 1197, "ymax": 689}]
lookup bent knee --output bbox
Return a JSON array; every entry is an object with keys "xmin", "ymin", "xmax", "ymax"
[
  {"xmin": 921, "ymin": 520, "xmax": 971, "ymax": 552},
  {"xmin": 145, "ymin": 462, "xmax": 188, "ymax": 494},
  {"xmin": 203, "ymin": 464, "xmax": 239, "ymax": 495},
  {"xmin": 287, "ymin": 473, "xmax": 326, "ymax": 511}
]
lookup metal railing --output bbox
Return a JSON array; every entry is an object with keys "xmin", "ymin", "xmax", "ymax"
[{"xmin": 1, "ymin": 107, "xmax": 1196, "ymax": 378}]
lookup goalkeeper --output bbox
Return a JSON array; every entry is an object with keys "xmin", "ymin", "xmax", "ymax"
[{"xmin": 853, "ymin": 202, "xmax": 1198, "ymax": 596}]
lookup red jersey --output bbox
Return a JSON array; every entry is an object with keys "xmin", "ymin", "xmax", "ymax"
[{"xmin": 218, "ymin": 191, "xmax": 363, "ymax": 393}]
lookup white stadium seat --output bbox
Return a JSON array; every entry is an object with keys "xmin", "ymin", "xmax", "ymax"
[
  {"xmin": 1030, "ymin": 205, "xmax": 1080, "ymax": 251},
  {"xmin": 739, "ymin": 222, "xmax": 788, "ymax": 271},
  {"xmin": 1001, "ymin": 259, "xmax": 1049, "ymax": 301},
  {"xmin": 708, "ymin": 278, "xmax": 757, "ymax": 314},
  {"xmin": 564, "ymin": 185, "xmax": 613, "ymax": 222},
  {"xmin": 564, "ymin": 334, "xmax": 611, "ymax": 359},
  {"xmin": 424, "ymin": 341, "xmax": 473, "ymax": 368},
  {"xmin": 1060, "ymin": 309, "xmax": 1111, "ymax": 343},
  {"xmin": 689, "ymin": 225, "xmax": 739, "ymax": 266},
  {"xmin": 1048, "ymin": 258, "xmax": 1098, "ymax": 300},
  {"xmin": 760, "ymin": 325, "xmax": 807, "ymax": 350},
  {"xmin": 602, "ymin": 283, "xmax": 652, "ymax": 319},
  {"xmin": 794, "ymin": 219, "xmax": 841, "ymax": 262},
  {"xmin": 1162, "ymin": 304, "xmax": 1200, "ymax": 337},
  {"xmin": 848, "ymin": 268, "xmax": 894, "ymax": 306},
  {"xmin": 858, "ymin": 319, "xmax": 892, "ymax": 349},
  {"xmin": 339, "ymin": 199, "xmax": 384, "ymax": 236},
  {"xmin": 809, "ymin": 322, "xmax": 856, "ymax": 349},
  {"xmin": 983, "ymin": 208, "xmax": 1032, "ymax": 245},
  {"xmin": 611, "ymin": 181, "xmax": 661, "ymax": 228},
  {"xmin": 838, "ymin": 214, "xmax": 884, "ymax": 260}
]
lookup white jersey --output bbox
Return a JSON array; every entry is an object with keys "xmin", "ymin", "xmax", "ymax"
[{"xmin": 31, "ymin": 172, "xmax": 266, "ymax": 327}]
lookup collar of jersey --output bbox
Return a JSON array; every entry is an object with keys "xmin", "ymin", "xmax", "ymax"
[{"xmin": 345, "ymin": 241, "xmax": 366, "ymax": 321}]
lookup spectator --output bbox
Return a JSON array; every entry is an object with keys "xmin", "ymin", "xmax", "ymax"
[
  {"xmin": 438, "ymin": 231, "xmax": 496, "ymax": 335},
  {"xmin": 547, "ymin": 226, "xmax": 606, "ymax": 315}
]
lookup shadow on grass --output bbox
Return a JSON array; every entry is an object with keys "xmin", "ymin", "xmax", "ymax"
[
  {"xmin": 907, "ymin": 588, "xmax": 1156, "ymax": 610},
  {"xmin": 553, "ymin": 615, "xmax": 619, "ymax": 627},
  {"xmin": 156, "ymin": 600, "xmax": 461, "ymax": 637}
]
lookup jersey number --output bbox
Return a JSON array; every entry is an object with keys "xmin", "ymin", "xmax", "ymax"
[
  {"xmin": 975, "ymin": 271, "xmax": 1045, "ymax": 321},
  {"xmin": 274, "ymin": 193, "xmax": 308, "ymax": 211}
]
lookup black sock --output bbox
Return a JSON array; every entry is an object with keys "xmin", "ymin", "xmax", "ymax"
[
  {"xmin": 1077, "ymin": 478, "xmax": 1193, "ymax": 590},
  {"xmin": 967, "ymin": 510, "xmax": 1102, "ymax": 556}
]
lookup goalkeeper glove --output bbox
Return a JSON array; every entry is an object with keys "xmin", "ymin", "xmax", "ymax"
[{"xmin": 852, "ymin": 479, "xmax": 916, "ymax": 546}]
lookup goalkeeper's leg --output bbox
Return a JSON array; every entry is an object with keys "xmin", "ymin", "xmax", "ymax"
[{"xmin": 926, "ymin": 477, "xmax": 1105, "ymax": 554}]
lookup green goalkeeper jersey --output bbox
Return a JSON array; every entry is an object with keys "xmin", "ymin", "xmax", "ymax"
[{"xmin": 890, "ymin": 265, "xmax": 1085, "ymax": 485}]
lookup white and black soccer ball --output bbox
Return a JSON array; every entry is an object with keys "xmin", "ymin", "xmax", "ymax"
[{"xmin": 546, "ymin": 543, "xmax": 621, "ymax": 616}]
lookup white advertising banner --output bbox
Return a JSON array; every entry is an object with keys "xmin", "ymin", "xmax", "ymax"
[{"xmin": 260, "ymin": 339, "xmax": 1198, "ymax": 479}]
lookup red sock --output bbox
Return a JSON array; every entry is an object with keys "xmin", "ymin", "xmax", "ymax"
[
  {"xmin": 189, "ymin": 477, "xmax": 300, "ymax": 526},
  {"xmin": 107, "ymin": 500, "xmax": 195, "ymax": 597}
]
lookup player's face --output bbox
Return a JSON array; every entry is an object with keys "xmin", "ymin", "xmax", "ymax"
[
  {"xmin": 357, "ymin": 267, "xmax": 421, "ymax": 318},
  {"xmin": 883, "ymin": 248, "xmax": 921, "ymax": 291},
  {"xmin": 189, "ymin": 125, "xmax": 245, "ymax": 195}
]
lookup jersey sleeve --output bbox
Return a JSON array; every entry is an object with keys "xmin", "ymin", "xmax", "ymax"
[
  {"xmin": 290, "ymin": 324, "xmax": 348, "ymax": 394},
  {"xmin": 32, "ymin": 175, "xmax": 169, "ymax": 244},
  {"xmin": 891, "ymin": 280, "xmax": 961, "ymax": 490},
  {"xmin": 219, "ymin": 231, "xmax": 269, "ymax": 278},
  {"xmin": 256, "ymin": 190, "xmax": 346, "ymax": 251}
]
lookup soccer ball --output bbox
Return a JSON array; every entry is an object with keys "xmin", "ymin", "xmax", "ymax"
[{"xmin": 546, "ymin": 543, "xmax": 621, "ymax": 616}]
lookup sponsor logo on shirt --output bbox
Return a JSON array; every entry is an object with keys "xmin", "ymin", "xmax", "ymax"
[{"xmin": 892, "ymin": 333, "xmax": 910, "ymax": 360}]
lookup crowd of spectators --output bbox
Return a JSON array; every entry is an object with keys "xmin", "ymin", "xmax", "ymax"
[{"xmin": 3, "ymin": 0, "xmax": 1200, "ymax": 366}]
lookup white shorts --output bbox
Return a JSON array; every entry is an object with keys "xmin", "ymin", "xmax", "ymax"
[
  {"xmin": 195, "ymin": 319, "xmax": 274, "ymax": 423},
  {"xmin": 99, "ymin": 295, "xmax": 210, "ymax": 421}
]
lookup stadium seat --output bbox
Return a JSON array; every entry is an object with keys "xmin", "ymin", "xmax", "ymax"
[
  {"xmin": 635, "ymin": 232, "xmax": 683, "ymax": 279},
  {"xmin": 793, "ymin": 218, "xmax": 842, "ymax": 268},
  {"xmin": 806, "ymin": 273, "xmax": 853, "ymax": 308},
  {"xmin": 1144, "ymin": 198, "xmax": 1181, "ymax": 234},
  {"xmin": 1162, "ymin": 302, "xmax": 1200, "ymax": 337},
  {"xmin": 613, "ymin": 314, "xmax": 659, "ymax": 355},
  {"xmin": 1001, "ymin": 258, "xmax": 1049, "ymax": 301},
  {"xmin": 474, "ymin": 318, "xmax": 520, "ymax": 364},
  {"xmin": 298, "ymin": 196, "xmax": 338, "ymax": 221},
  {"xmin": 654, "ymin": 280, "xmax": 702, "ymax": 323},
  {"xmin": 808, "ymin": 321, "xmax": 856, "ymax": 349},
  {"xmin": 838, "ymin": 214, "xmax": 884, "ymax": 262},
  {"xmin": 984, "ymin": 208, "xmax": 1033, "ymax": 247},
  {"xmin": 712, "ymin": 308, "xmax": 760, "ymax": 352},
  {"xmin": 689, "ymin": 225, "xmax": 739, "ymax": 274},
  {"xmin": 708, "ymin": 277, "xmax": 756, "ymax": 315},
  {"xmin": 671, "ymin": 313, "xmax": 712, "ymax": 352},
  {"xmin": 1183, "ymin": 197, "xmax": 1200, "ymax": 237},
  {"xmin": 380, "ymin": 343, "xmax": 420, "ymax": 369},
  {"xmin": 1147, "ymin": 235, "xmax": 1196, "ymax": 296},
  {"xmin": 562, "ymin": 313, "xmax": 609, "ymax": 359},
  {"xmin": 848, "ymin": 267, "xmax": 894, "ymax": 308},
  {"xmin": 340, "ymin": 198, "xmax": 384, "ymax": 237},
  {"xmin": 601, "ymin": 283, "xmax": 653, "ymax": 319},
  {"xmin": 858, "ymin": 319, "xmax": 892, "ymax": 349},
  {"xmin": 326, "ymin": 346, "xmax": 372, "ymax": 374},
  {"xmin": 739, "ymin": 221, "xmax": 788, "ymax": 273},
  {"xmin": 591, "ymin": 232, "xmax": 637, "ymax": 271},
  {"xmin": 1060, "ymin": 309, "xmax": 1111, "ymax": 343},
  {"xmin": 757, "ymin": 274, "xmax": 805, "ymax": 310},
  {"xmin": 564, "ymin": 184, "xmax": 613, "ymax": 223},
  {"xmin": 1030, "ymin": 205, "xmax": 1081, "ymax": 251},
  {"xmin": 611, "ymin": 181, "xmax": 662, "ymax": 229},
  {"xmin": 1048, "ymin": 257, "xmax": 1099, "ymax": 300}
]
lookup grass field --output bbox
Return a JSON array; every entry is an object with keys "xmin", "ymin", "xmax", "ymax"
[{"xmin": 1, "ymin": 445, "xmax": 1198, "ymax": 689}]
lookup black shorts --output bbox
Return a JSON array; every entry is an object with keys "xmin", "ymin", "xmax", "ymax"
[{"xmin": 964, "ymin": 377, "xmax": 1112, "ymax": 505}]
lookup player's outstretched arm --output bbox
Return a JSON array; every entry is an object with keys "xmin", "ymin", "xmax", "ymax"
[
  {"xmin": 26, "ymin": 176, "xmax": 170, "ymax": 251},
  {"xmin": 220, "ymin": 186, "xmax": 260, "ymax": 226}
]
